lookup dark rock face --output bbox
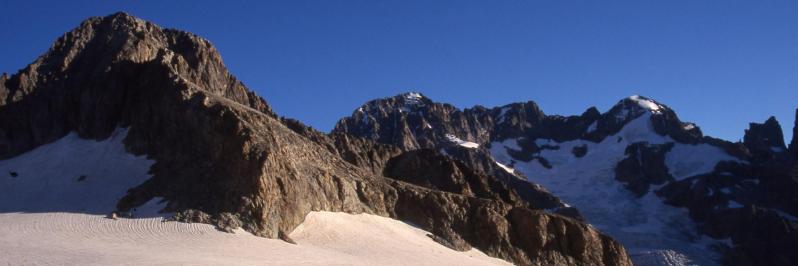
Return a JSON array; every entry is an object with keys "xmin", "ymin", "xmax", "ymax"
[
  {"xmin": 744, "ymin": 116, "xmax": 787, "ymax": 159},
  {"xmin": 383, "ymin": 149, "xmax": 521, "ymax": 205},
  {"xmin": 333, "ymin": 94, "xmax": 605, "ymax": 151},
  {"xmin": 655, "ymin": 158, "xmax": 798, "ymax": 265},
  {"xmin": 389, "ymin": 181, "xmax": 630, "ymax": 265},
  {"xmin": 332, "ymin": 93, "xmax": 574, "ymax": 212},
  {"xmin": 615, "ymin": 142, "xmax": 674, "ymax": 197},
  {"xmin": 332, "ymin": 93, "xmax": 492, "ymax": 150},
  {"xmin": 790, "ymin": 109, "xmax": 798, "ymax": 157},
  {"xmin": 0, "ymin": 13, "xmax": 633, "ymax": 266},
  {"xmin": 705, "ymin": 206, "xmax": 798, "ymax": 266},
  {"xmin": 445, "ymin": 146, "xmax": 567, "ymax": 211}
]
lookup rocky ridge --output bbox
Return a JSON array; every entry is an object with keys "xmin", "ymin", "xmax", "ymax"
[{"xmin": 334, "ymin": 93, "xmax": 798, "ymax": 265}]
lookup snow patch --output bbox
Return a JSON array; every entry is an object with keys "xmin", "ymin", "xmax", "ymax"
[
  {"xmin": 586, "ymin": 121, "xmax": 598, "ymax": 133},
  {"xmin": 629, "ymin": 95, "xmax": 663, "ymax": 114},
  {"xmin": 445, "ymin": 134, "xmax": 479, "ymax": 148},
  {"xmin": 494, "ymin": 161, "xmax": 515, "ymax": 174},
  {"xmin": 727, "ymin": 201, "xmax": 743, "ymax": 208},
  {"xmin": 630, "ymin": 249, "xmax": 698, "ymax": 266},
  {"xmin": 0, "ymin": 128, "xmax": 154, "ymax": 214},
  {"xmin": 404, "ymin": 92, "xmax": 423, "ymax": 101},
  {"xmin": 773, "ymin": 209, "xmax": 798, "ymax": 223},
  {"xmin": 496, "ymin": 106, "xmax": 511, "ymax": 124},
  {"xmin": 0, "ymin": 211, "xmax": 510, "ymax": 265},
  {"xmin": 666, "ymin": 143, "xmax": 740, "ymax": 180},
  {"xmin": 132, "ymin": 197, "xmax": 170, "ymax": 218}
]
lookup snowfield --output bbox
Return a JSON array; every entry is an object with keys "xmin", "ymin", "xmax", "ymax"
[
  {"xmin": 490, "ymin": 113, "xmax": 739, "ymax": 266},
  {"xmin": 0, "ymin": 212, "xmax": 509, "ymax": 265},
  {"xmin": 0, "ymin": 129, "xmax": 509, "ymax": 266}
]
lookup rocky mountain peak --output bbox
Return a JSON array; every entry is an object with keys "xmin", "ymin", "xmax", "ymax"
[
  {"xmin": 2, "ymin": 12, "xmax": 271, "ymax": 115},
  {"xmin": 398, "ymin": 91, "xmax": 429, "ymax": 106},
  {"xmin": 605, "ymin": 95, "xmax": 667, "ymax": 122},
  {"xmin": 744, "ymin": 116, "xmax": 787, "ymax": 157},
  {"xmin": 588, "ymin": 95, "xmax": 704, "ymax": 144},
  {"xmin": 0, "ymin": 12, "xmax": 273, "ymax": 159},
  {"xmin": 334, "ymin": 92, "xmax": 475, "ymax": 150},
  {"xmin": 360, "ymin": 91, "xmax": 437, "ymax": 114}
]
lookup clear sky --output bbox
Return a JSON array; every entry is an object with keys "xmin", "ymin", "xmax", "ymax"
[{"xmin": 1, "ymin": 1, "xmax": 796, "ymax": 142}]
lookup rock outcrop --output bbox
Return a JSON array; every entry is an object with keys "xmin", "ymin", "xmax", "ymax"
[
  {"xmin": 383, "ymin": 149, "xmax": 522, "ymax": 205},
  {"xmin": 0, "ymin": 12, "xmax": 633, "ymax": 266},
  {"xmin": 744, "ymin": 116, "xmax": 787, "ymax": 159},
  {"xmin": 708, "ymin": 206, "xmax": 798, "ymax": 266},
  {"xmin": 615, "ymin": 142, "xmax": 674, "ymax": 197}
]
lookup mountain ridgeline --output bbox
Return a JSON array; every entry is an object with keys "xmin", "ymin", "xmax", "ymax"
[
  {"xmin": 1, "ymin": 12, "xmax": 797, "ymax": 266},
  {"xmin": 333, "ymin": 92, "xmax": 798, "ymax": 265}
]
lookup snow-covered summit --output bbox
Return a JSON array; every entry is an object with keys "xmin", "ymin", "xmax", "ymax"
[
  {"xmin": 607, "ymin": 95, "xmax": 669, "ymax": 122},
  {"xmin": 403, "ymin": 92, "xmax": 424, "ymax": 101},
  {"xmin": 612, "ymin": 95, "xmax": 662, "ymax": 124},
  {"xmin": 628, "ymin": 95, "xmax": 664, "ymax": 114}
]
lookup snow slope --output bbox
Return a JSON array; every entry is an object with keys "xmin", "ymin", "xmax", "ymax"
[
  {"xmin": 0, "ymin": 128, "xmax": 154, "ymax": 215},
  {"xmin": 490, "ymin": 113, "xmax": 739, "ymax": 266},
  {"xmin": 0, "ymin": 129, "xmax": 510, "ymax": 265},
  {"xmin": 0, "ymin": 212, "xmax": 509, "ymax": 265}
]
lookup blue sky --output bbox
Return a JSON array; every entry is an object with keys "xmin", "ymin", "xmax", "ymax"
[{"xmin": 1, "ymin": 1, "xmax": 796, "ymax": 142}]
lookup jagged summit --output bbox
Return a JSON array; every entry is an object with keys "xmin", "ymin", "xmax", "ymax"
[
  {"xmin": 400, "ymin": 91, "xmax": 425, "ymax": 101},
  {"xmin": 2, "ymin": 11, "xmax": 269, "ymax": 112},
  {"xmin": 355, "ymin": 91, "xmax": 434, "ymax": 113},
  {"xmin": 744, "ymin": 116, "xmax": 787, "ymax": 159},
  {"xmin": 604, "ymin": 95, "xmax": 668, "ymax": 122},
  {"xmin": 0, "ymin": 11, "xmax": 274, "ymax": 158},
  {"xmin": 626, "ymin": 95, "xmax": 664, "ymax": 113}
]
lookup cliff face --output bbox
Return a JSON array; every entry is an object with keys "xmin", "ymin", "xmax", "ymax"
[
  {"xmin": 0, "ymin": 13, "xmax": 633, "ymax": 266},
  {"xmin": 0, "ymin": 12, "xmax": 273, "ymax": 159},
  {"xmin": 744, "ymin": 116, "xmax": 787, "ymax": 160}
]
